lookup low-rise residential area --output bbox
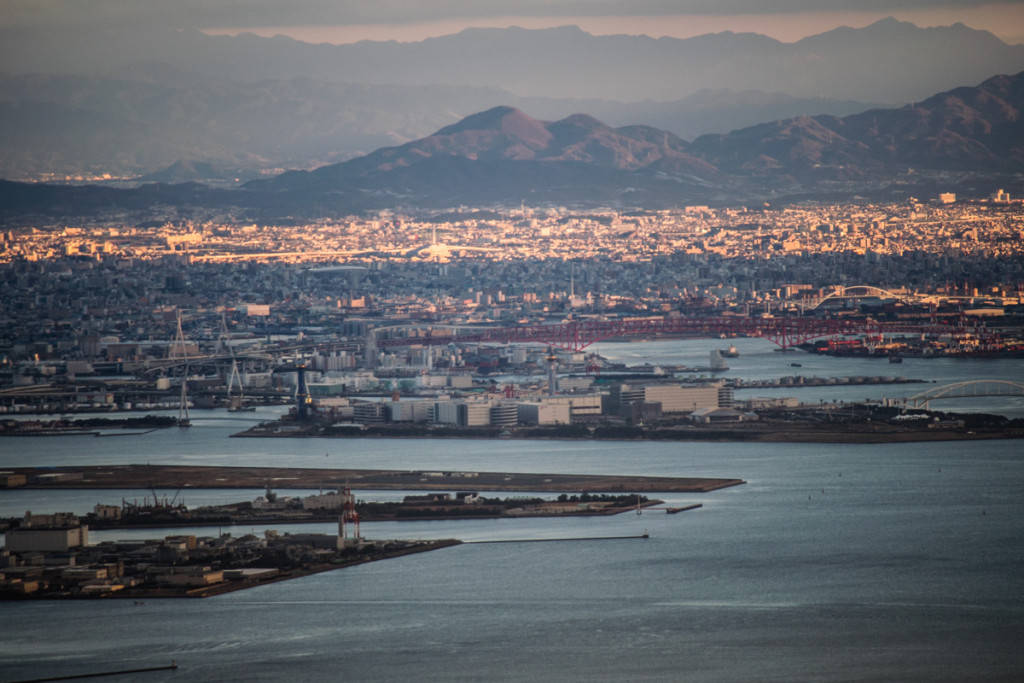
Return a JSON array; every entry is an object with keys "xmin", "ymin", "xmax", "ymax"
[{"xmin": 1, "ymin": 198, "xmax": 1023, "ymax": 427}]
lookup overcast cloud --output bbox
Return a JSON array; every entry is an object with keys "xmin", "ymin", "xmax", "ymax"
[{"xmin": 2, "ymin": 0, "xmax": 1022, "ymax": 31}]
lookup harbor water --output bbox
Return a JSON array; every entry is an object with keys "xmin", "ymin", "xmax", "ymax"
[{"xmin": 1, "ymin": 341, "xmax": 1023, "ymax": 681}]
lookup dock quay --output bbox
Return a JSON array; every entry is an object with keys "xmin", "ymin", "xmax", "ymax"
[
  {"xmin": 468, "ymin": 533, "xmax": 651, "ymax": 544},
  {"xmin": 654, "ymin": 504, "xmax": 703, "ymax": 514}
]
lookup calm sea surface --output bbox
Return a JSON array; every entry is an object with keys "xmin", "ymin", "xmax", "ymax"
[{"xmin": 2, "ymin": 341, "xmax": 1022, "ymax": 682}]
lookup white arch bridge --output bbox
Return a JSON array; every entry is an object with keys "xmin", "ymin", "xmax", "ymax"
[
  {"xmin": 898, "ymin": 380, "xmax": 1024, "ymax": 410},
  {"xmin": 806, "ymin": 285, "xmax": 918, "ymax": 310}
]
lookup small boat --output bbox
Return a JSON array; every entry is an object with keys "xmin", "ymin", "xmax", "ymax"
[
  {"xmin": 790, "ymin": 362, "xmax": 802, "ymax": 367},
  {"xmin": 889, "ymin": 355, "xmax": 903, "ymax": 363}
]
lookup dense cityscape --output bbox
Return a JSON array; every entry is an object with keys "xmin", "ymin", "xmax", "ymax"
[
  {"xmin": 2, "ymin": 195, "xmax": 1022, "ymax": 429},
  {"xmin": 4, "ymin": 196, "xmax": 1023, "ymax": 340}
]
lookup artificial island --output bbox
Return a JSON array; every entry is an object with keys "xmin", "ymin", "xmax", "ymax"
[{"xmin": 1, "ymin": 465, "xmax": 738, "ymax": 599}]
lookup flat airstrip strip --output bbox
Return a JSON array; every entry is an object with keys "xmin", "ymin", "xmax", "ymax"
[{"xmin": 6, "ymin": 465, "xmax": 744, "ymax": 493}]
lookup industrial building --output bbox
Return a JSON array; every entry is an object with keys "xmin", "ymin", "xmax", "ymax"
[
  {"xmin": 5, "ymin": 525, "xmax": 89, "ymax": 553},
  {"xmin": 517, "ymin": 401, "xmax": 571, "ymax": 425},
  {"xmin": 611, "ymin": 382, "xmax": 726, "ymax": 414}
]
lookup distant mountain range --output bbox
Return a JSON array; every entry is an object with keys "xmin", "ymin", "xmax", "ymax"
[
  {"xmin": 250, "ymin": 70, "xmax": 1024, "ymax": 210},
  {"xmin": 689, "ymin": 70, "xmax": 1024, "ymax": 180},
  {"xmin": 2, "ymin": 70, "xmax": 1022, "ymax": 219},
  {"xmin": 0, "ymin": 71, "xmax": 875, "ymax": 182},
  {"xmin": 5, "ymin": 20, "xmax": 1022, "ymax": 103},
  {"xmin": 242, "ymin": 106, "xmax": 723, "ymax": 210},
  {"xmin": 2, "ymin": 19, "xmax": 1023, "ymax": 180}
]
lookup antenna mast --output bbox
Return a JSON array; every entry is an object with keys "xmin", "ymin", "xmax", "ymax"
[{"xmin": 175, "ymin": 311, "xmax": 191, "ymax": 427}]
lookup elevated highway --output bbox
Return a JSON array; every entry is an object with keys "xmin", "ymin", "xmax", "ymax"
[{"xmin": 373, "ymin": 315, "xmax": 965, "ymax": 353}]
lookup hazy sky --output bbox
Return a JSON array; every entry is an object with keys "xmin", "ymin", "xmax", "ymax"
[{"xmin": 3, "ymin": 0, "xmax": 1024, "ymax": 44}]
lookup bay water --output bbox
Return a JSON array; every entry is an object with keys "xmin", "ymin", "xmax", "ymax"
[{"xmin": 1, "ymin": 341, "xmax": 1022, "ymax": 681}]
